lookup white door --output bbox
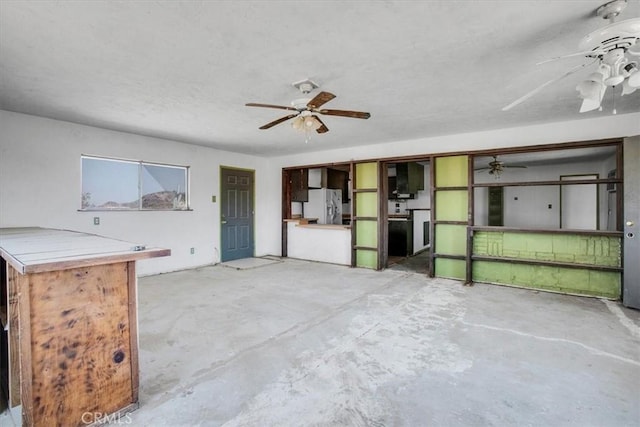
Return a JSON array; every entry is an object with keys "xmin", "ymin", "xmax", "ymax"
[{"xmin": 560, "ymin": 174, "xmax": 598, "ymax": 230}]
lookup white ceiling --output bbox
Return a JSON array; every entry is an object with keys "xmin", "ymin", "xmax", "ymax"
[{"xmin": 1, "ymin": 1, "xmax": 638, "ymax": 157}]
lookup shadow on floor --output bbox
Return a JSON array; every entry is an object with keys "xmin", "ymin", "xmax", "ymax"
[{"xmin": 388, "ymin": 249, "xmax": 429, "ymax": 274}]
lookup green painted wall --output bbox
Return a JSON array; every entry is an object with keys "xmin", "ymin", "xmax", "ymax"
[
  {"xmin": 435, "ymin": 156, "xmax": 467, "ymax": 187},
  {"xmin": 435, "ymin": 190, "xmax": 468, "ymax": 221},
  {"xmin": 435, "ymin": 224, "xmax": 467, "ymax": 255},
  {"xmin": 473, "ymin": 231, "xmax": 621, "ymax": 267},
  {"xmin": 355, "ymin": 162, "xmax": 378, "ymax": 269},
  {"xmin": 356, "ymin": 221, "xmax": 377, "ymax": 247},
  {"xmin": 355, "ymin": 192, "xmax": 377, "ymax": 217},
  {"xmin": 434, "ymin": 155, "xmax": 468, "ymax": 280},
  {"xmin": 435, "ymin": 259, "xmax": 466, "ymax": 280},
  {"xmin": 356, "ymin": 162, "xmax": 377, "ymax": 189},
  {"xmin": 472, "ymin": 231, "xmax": 621, "ymax": 298}
]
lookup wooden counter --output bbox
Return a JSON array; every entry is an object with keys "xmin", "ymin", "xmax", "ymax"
[{"xmin": 0, "ymin": 227, "xmax": 170, "ymax": 427}]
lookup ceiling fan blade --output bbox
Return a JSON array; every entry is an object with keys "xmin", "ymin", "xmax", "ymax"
[
  {"xmin": 536, "ymin": 50, "xmax": 607, "ymax": 65},
  {"xmin": 504, "ymin": 165, "xmax": 528, "ymax": 168},
  {"xmin": 474, "ymin": 167, "xmax": 491, "ymax": 171},
  {"xmin": 502, "ymin": 60, "xmax": 597, "ymax": 111},
  {"xmin": 258, "ymin": 113, "xmax": 299, "ymax": 130},
  {"xmin": 317, "ymin": 109, "xmax": 371, "ymax": 119},
  {"xmin": 307, "ymin": 91, "xmax": 336, "ymax": 109},
  {"xmin": 246, "ymin": 102, "xmax": 298, "ymax": 111},
  {"xmin": 313, "ymin": 116, "xmax": 329, "ymax": 134}
]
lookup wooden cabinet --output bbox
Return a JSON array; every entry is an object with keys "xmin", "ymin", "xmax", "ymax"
[
  {"xmin": 0, "ymin": 228, "xmax": 170, "ymax": 427},
  {"xmin": 327, "ymin": 168, "xmax": 349, "ymax": 201},
  {"xmin": 308, "ymin": 168, "xmax": 349, "ymax": 201},
  {"xmin": 290, "ymin": 168, "xmax": 308, "ymax": 202},
  {"xmin": 396, "ymin": 162, "xmax": 425, "ymax": 194}
]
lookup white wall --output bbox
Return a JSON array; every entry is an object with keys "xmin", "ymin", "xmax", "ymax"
[{"xmin": 0, "ymin": 111, "xmax": 282, "ymax": 275}]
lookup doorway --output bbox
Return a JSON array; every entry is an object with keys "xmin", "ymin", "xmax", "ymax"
[
  {"xmin": 220, "ymin": 167, "xmax": 255, "ymax": 262},
  {"xmin": 384, "ymin": 160, "xmax": 431, "ymax": 274}
]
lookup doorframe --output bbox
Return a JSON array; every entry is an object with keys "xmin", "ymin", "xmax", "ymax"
[{"xmin": 220, "ymin": 165, "xmax": 256, "ymax": 262}]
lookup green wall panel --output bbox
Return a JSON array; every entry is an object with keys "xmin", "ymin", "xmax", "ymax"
[
  {"xmin": 356, "ymin": 192, "xmax": 378, "ymax": 217},
  {"xmin": 472, "ymin": 261, "xmax": 620, "ymax": 298},
  {"xmin": 356, "ymin": 220, "xmax": 378, "ymax": 247},
  {"xmin": 355, "ymin": 162, "xmax": 379, "ymax": 270},
  {"xmin": 357, "ymin": 250, "xmax": 378, "ymax": 269},
  {"xmin": 472, "ymin": 230, "xmax": 622, "ymax": 298},
  {"xmin": 435, "ymin": 224, "xmax": 467, "ymax": 255},
  {"xmin": 435, "ymin": 191, "xmax": 468, "ymax": 221},
  {"xmin": 473, "ymin": 231, "xmax": 621, "ymax": 267},
  {"xmin": 435, "ymin": 258, "xmax": 466, "ymax": 280},
  {"xmin": 435, "ymin": 156, "xmax": 468, "ymax": 187},
  {"xmin": 356, "ymin": 162, "xmax": 378, "ymax": 189}
]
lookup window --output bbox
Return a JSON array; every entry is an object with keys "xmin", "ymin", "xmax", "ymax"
[{"xmin": 81, "ymin": 155, "xmax": 189, "ymax": 210}]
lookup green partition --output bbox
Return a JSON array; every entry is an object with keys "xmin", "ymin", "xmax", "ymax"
[
  {"xmin": 472, "ymin": 230, "xmax": 622, "ymax": 298},
  {"xmin": 433, "ymin": 155, "xmax": 469, "ymax": 280},
  {"xmin": 435, "ymin": 258, "xmax": 466, "ymax": 279},
  {"xmin": 436, "ymin": 156, "xmax": 467, "ymax": 187},
  {"xmin": 435, "ymin": 191, "xmax": 468, "ymax": 221},
  {"xmin": 354, "ymin": 162, "xmax": 379, "ymax": 269},
  {"xmin": 435, "ymin": 224, "xmax": 467, "ymax": 255}
]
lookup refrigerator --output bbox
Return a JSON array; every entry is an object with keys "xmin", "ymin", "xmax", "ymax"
[{"xmin": 305, "ymin": 189, "xmax": 343, "ymax": 224}]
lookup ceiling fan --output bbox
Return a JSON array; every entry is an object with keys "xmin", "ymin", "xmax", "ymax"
[
  {"xmin": 245, "ymin": 79, "xmax": 370, "ymax": 136},
  {"xmin": 503, "ymin": 0, "xmax": 640, "ymax": 113},
  {"xmin": 475, "ymin": 156, "xmax": 527, "ymax": 177}
]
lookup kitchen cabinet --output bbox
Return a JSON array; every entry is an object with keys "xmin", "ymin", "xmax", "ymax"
[
  {"xmin": 388, "ymin": 219, "xmax": 414, "ymax": 257},
  {"xmin": 396, "ymin": 162, "xmax": 424, "ymax": 194},
  {"xmin": 307, "ymin": 168, "xmax": 349, "ymax": 201},
  {"xmin": 290, "ymin": 168, "xmax": 309, "ymax": 202},
  {"xmin": 327, "ymin": 168, "xmax": 349, "ymax": 201},
  {"xmin": 0, "ymin": 227, "xmax": 170, "ymax": 427}
]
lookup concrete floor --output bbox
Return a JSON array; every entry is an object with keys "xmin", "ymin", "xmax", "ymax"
[{"xmin": 2, "ymin": 258, "xmax": 639, "ymax": 426}]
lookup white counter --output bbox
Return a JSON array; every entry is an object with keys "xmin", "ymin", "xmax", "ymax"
[{"xmin": 286, "ymin": 220, "xmax": 351, "ymax": 265}]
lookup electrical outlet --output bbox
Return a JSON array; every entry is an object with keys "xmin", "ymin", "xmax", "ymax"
[
  {"xmin": 190, "ymin": 247, "xmax": 195, "ymax": 255},
  {"xmin": 211, "ymin": 195, "xmax": 216, "ymax": 203},
  {"xmin": 93, "ymin": 217, "xmax": 100, "ymax": 225}
]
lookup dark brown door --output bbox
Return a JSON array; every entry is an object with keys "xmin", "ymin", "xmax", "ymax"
[
  {"xmin": 221, "ymin": 167, "xmax": 254, "ymax": 262},
  {"xmin": 488, "ymin": 186, "xmax": 504, "ymax": 226}
]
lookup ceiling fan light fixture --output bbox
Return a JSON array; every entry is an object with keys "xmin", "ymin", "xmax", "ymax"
[
  {"xmin": 304, "ymin": 116, "xmax": 322, "ymax": 131},
  {"xmin": 291, "ymin": 116, "xmax": 305, "ymax": 131}
]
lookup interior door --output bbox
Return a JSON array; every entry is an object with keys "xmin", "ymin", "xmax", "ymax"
[
  {"xmin": 221, "ymin": 167, "xmax": 254, "ymax": 262},
  {"xmin": 623, "ymin": 138, "xmax": 639, "ymax": 309},
  {"xmin": 488, "ymin": 186, "xmax": 504, "ymax": 226}
]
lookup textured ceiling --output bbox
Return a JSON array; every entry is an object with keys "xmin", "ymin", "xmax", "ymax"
[{"xmin": 1, "ymin": 1, "xmax": 638, "ymax": 157}]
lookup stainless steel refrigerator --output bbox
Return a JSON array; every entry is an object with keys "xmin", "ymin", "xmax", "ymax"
[{"xmin": 305, "ymin": 189, "xmax": 343, "ymax": 224}]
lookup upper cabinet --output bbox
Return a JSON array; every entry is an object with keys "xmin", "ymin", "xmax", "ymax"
[
  {"xmin": 390, "ymin": 162, "xmax": 424, "ymax": 197},
  {"xmin": 290, "ymin": 168, "xmax": 309, "ymax": 202},
  {"xmin": 308, "ymin": 167, "xmax": 350, "ymax": 201}
]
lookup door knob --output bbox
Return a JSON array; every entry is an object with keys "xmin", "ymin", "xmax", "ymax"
[
  {"xmin": 221, "ymin": 221, "xmax": 227, "ymax": 224},
  {"xmin": 627, "ymin": 221, "xmax": 635, "ymax": 227}
]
